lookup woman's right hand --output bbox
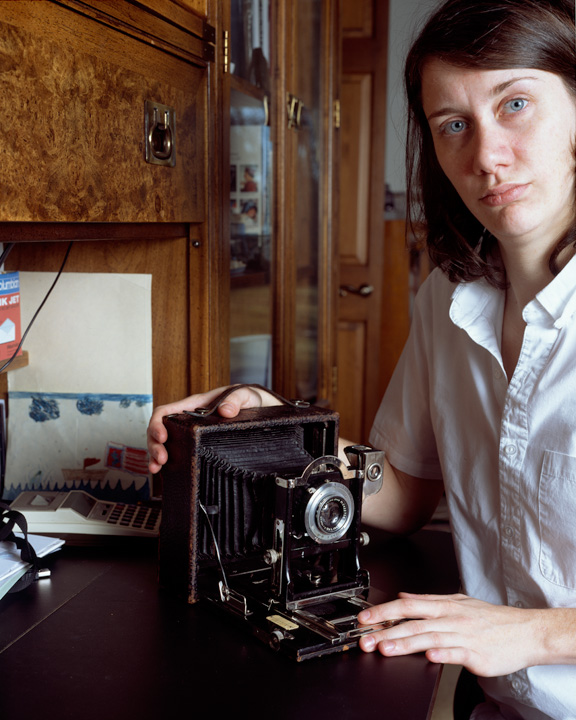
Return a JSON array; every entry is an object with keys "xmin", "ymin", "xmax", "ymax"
[{"xmin": 146, "ymin": 385, "xmax": 277, "ymax": 473}]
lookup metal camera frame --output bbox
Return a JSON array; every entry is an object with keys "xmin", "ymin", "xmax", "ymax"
[{"xmin": 159, "ymin": 386, "xmax": 386, "ymax": 660}]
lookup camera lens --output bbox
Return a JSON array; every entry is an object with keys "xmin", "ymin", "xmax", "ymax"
[
  {"xmin": 318, "ymin": 498, "xmax": 346, "ymax": 532},
  {"xmin": 304, "ymin": 482, "xmax": 355, "ymax": 544}
]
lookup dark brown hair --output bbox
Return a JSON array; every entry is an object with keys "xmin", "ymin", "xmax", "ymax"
[{"xmin": 405, "ymin": 0, "xmax": 576, "ymax": 286}]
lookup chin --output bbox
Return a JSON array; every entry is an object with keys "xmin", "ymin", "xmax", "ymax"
[{"xmin": 478, "ymin": 206, "xmax": 551, "ymax": 246}]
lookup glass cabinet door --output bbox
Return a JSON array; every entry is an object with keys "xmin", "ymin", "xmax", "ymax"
[
  {"xmin": 227, "ymin": 0, "xmax": 336, "ymax": 404},
  {"xmin": 291, "ymin": 0, "xmax": 322, "ymax": 402},
  {"xmin": 229, "ymin": 1, "xmax": 273, "ymax": 388},
  {"xmin": 287, "ymin": 0, "xmax": 336, "ymax": 404}
]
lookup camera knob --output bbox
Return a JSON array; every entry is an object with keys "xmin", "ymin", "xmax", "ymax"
[
  {"xmin": 264, "ymin": 549, "xmax": 280, "ymax": 565},
  {"xmin": 367, "ymin": 463, "xmax": 383, "ymax": 482},
  {"xmin": 359, "ymin": 531, "xmax": 370, "ymax": 547},
  {"xmin": 269, "ymin": 629, "xmax": 284, "ymax": 650}
]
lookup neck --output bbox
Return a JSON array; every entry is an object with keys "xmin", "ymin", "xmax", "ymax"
[
  {"xmin": 498, "ymin": 234, "xmax": 574, "ymax": 381},
  {"xmin": 499, "ymin": 246, "xmax": 548, "ymax": 381},
  {"xmin": 499, "ymin": 241, "xmax": 573, "ymax": 311}
]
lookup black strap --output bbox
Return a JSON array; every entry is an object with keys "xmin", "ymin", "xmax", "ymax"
[{"xmin": 0, "ymin": 501, "xmax": 40, "ymax": 593}]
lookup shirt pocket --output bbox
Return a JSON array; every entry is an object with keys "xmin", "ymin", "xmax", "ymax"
[{"xmin": 539, "ymin": 450, "xmax": 576, "ymax": 590}]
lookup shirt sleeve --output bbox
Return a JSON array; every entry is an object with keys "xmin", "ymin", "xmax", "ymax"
[{"xmin": 369, "ymin": 271, "xmax": 444, "ymax": 481}]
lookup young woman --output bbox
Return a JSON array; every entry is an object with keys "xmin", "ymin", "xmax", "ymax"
[{"xmin": 148, "ymin": 1, "xmax": 576, "ymax": 717}]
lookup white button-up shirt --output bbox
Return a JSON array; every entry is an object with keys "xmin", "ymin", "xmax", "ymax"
[{"xmin": 370, "ymin": 257, "xmax": 576, "ymax": 720}]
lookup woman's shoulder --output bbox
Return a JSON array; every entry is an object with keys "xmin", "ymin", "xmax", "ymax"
[{"xmin": 414, "ymin": 266, "xmax": 458, "ymax": 311}]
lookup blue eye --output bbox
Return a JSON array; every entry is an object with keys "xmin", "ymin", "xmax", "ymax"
[
  {"xmin": 443, "ymin": 119, "xmax": 467, "ymax": 135},
  {"xmin": 504, "ymin": 98, "xmax": 528, "ymax": 113}
]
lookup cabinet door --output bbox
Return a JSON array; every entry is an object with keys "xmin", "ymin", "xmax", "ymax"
[
  {"xmin": 228, "ymin": 1, "xmax": 274, "ymax": 388},
  {"xmin": 282, "ymin": 0, "xmax": 339, "ymax": 405},
  {"xmin": 0, "ymin": 1, "xmax": 209, "ymax": 223},
  {"xmin": 226, "ymin": 0, "xmax": 338, "ymax": 403}
]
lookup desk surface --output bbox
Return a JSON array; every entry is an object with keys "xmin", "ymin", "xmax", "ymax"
[{"xmin": 0, "ymin": 528, "xmax": 459, "ymax": 720}]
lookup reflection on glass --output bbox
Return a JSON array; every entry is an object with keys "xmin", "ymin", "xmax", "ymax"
[
  {"xmin": 230, "ymin": 1, "xmax": 271, "ymax": 91},
  {"xmin": 229, "ymin": 84, "xmax": 273, "ymax": 387},
  {"xmin": 294, "ymin": 0, "xmax": 321, "ymax": 402}
]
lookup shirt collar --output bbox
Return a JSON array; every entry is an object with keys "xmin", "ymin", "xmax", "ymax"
[
  {"xmin": 450, "ymin": 252, "xmax": 576, "ymax": 334},
  {"xmin": 449, "ymin": 277, "xmax": 504, "ymax": 357},
  {"xmin": 530, "ymin": 253, "xmax": 576, "ymax": 329}
]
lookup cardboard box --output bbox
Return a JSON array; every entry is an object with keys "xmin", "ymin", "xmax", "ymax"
[{"xmin": 0, "ymin": 272, "xmax": 22, "ymax": 363}]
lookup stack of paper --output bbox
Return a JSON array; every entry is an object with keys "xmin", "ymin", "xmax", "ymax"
[{"xmin": 0, "ymin": 533, "xmax": 64, "ymax": 599}]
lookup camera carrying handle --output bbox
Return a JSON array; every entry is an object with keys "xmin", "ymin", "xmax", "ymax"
[{"xmin": 185, "ymin": 384, "xmax": 311, "ymax": 418}]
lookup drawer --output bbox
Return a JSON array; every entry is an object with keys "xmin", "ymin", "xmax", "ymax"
[{"xmin": 0, "ymin": 0, "xmax": 211, "ymax": 223}]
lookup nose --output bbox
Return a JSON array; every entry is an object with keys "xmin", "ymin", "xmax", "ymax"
[{"xmin": 471, "ymin": 123, "xmax": 513, "ymax": 176}]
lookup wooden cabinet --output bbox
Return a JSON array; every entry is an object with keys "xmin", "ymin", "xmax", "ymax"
[
  {"xmin": 0, "ymin": 0, "xmax": 340, "ymax": 414},
  {"xmin": 0, "ymin": 0, "xmax": 213, "ymax": 223},
  {"xmin": 0, "ymin": 0, "xmax": 222, "ymax": 412}
]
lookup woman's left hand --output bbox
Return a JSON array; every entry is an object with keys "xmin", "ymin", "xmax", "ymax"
[{"xmin": 357, "ymin": 593, "xmax": 573, "ymax": 677}]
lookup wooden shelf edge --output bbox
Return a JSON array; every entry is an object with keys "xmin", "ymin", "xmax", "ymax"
[
  {"xmin": 0, "ymin": 350, "xmax": 29, "ymax": 374},
  {"xmin": 0, "ymin": 223, "xmax": 190, "ymax": 243}
]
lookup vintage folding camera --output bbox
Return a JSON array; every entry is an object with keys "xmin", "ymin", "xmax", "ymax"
[{"xmin": 158, "ymin": 387, "xmax": 385, "ymax": 661}]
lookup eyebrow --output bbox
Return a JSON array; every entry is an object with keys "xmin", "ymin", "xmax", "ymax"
[{"xmin": 426, "ymin": 76, "xmax": 541, "ymax": 122}]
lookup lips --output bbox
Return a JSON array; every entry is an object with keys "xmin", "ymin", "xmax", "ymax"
[{"xmin": 480, "ymin": 184, "xmax": 530, "ymax": 207}]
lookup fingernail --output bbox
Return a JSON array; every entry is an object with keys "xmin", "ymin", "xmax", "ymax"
[
  {"xmin": 358, "ymin": 609, "xmax": 371, "ymax": 623},
  {"xmin": 382, "ymin": 641, "xmax": 396, "ymax": 654},
  {"xmin": 362, "ymin": 635, "xmax": 376, "ymax": 650}
]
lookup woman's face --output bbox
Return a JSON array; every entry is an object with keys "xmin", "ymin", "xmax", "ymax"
[{"xmin": 421, "ymin": 59, "xmax": 576, "ymax": 255}]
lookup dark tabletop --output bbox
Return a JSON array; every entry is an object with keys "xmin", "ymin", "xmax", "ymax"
[{"xmin": 0, "ymin": 527, "xmax": 459, "ymax": 720}]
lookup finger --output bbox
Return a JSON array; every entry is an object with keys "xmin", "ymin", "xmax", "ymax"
[
  {"xmin": 148, "ymin": 387, "xmax": 234, "ymax": 443},
  {"xmin": 425, "ymin": 646, "xmax": 472, "ymax": 667},
  {"xmin": 357, "ymin": 599, "xmax": 409, "ymax": 625},
  {"xmin": 358, "ymin": 597, "xmax": 442, "ymax": 626},
  {"xmin": 359, "ymin": 616, "xmax": 436, "ymax": 652},
  {"xmin": 146, "ymin": 434, "xmax": 167, "ymax": 472},
  {"xmin": 219, "ymin": 385, "xmax": 285, "ymax": 416},
  {"xmin": 146, "ymin": 391, "xmax": 227, "ymax": 472},
  {"xmin": 361, "ymin": 593, "xmax": 479, "ymax": 630},
  {"xmin": 359, "ymin": 623, "xmax": 446, "ymax": 655},
  {"xmin": 148, "ymin": 455, "xmax": 165, "ymax": 475},
  {"xmin": 426, "ymin": 646, "xmax": 497, "ymax": 677},
  {"xmin": 375, "ymin": 628, "xmax": 462, "ymax": 658},
  {"xmin": 398, "ymin": 591, "xmax": 469, "ymax": 602},
  {"xmin": 218, "ymin": 386, "xmax": 264, "ymax": 416}
]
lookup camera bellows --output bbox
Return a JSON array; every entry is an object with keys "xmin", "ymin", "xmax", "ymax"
[{"xmin": 198, "ymin": 425, "xmax": 313, "ymax": 557}]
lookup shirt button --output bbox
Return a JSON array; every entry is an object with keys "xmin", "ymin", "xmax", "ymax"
[
  {"xmin": 514, "ymin": 601, "xmax": 523, "ymax": 608},
  {"xmin": 504, "ymin": 526, "xmax": 514, "ymax": 537},
  {"xmin": 504, "ymin": 444, "xmax": 517, "ymax": 456},
  {"xmin": 511, "ymin": 679, "xmax": 522, "ymax": 693}
]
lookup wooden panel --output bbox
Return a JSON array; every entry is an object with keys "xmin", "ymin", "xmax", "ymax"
[
  {"xmin": 341, "ymin": 0, "xmax": 373, "ymax": 38},
  {"xmin": 0, "ymin": 2, "xmax": 206, "ymax": 223},
  {"xmin": 336, "ymin": 320, "xmax": 366, "ymax": 442},
  {"xmin": 0, "ymin": 223, "xmax": 188, "ymax": 243},
  {"xmin": 60, "ymin": 0, "xmax": 213, "ymax": 61},
  {"xmin": 380, "ymin": 219, "xmax": 411, "ymax": 393},
  {"xmin": 336, "ymin": 0, "xmax": 388, "ymax": 443},
  {"xmin": 339, "ymin": 73, "xmax": 372, "ymax": 265},
  {"xmin": 173, "ymin": 0, "xmax": 208, "ymax": 17}
]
